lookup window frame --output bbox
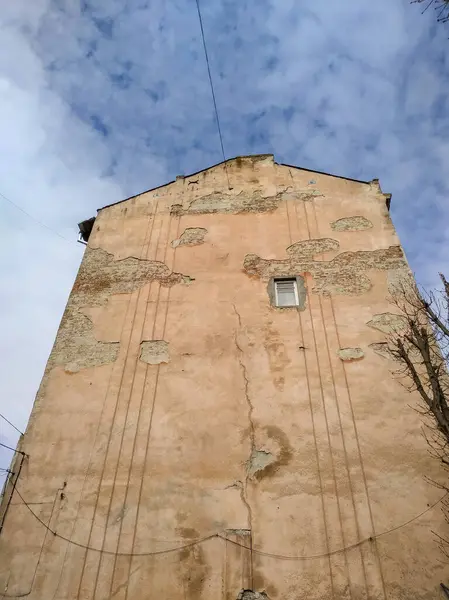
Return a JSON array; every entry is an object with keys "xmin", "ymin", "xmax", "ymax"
[{"xmin": 274, "ymin": 277, "xmax": 300, "ymax": 308}]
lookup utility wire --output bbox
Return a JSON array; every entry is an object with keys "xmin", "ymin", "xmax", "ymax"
[
  {"xmin": 194, "ymin": 0, "xmax": 231, "ymax": 190},
  {"xmin": 0, "ymin": 190, "xmax": 74, "ymax": 244},
  {"xmin": 0, "ymin": 441, "xmax": 26, "ymax": 455},
  {"xmin": 0, "ymin": 412, "xmax": 24, "ymax": 436},
  {"xmin": 9, "ymin": 481, "xmax": 448, "ymax": 560}
]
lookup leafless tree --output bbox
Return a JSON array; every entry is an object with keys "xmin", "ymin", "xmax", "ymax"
[
  {"xmin": 387, "ymin": 273, "xmax": 449, "ymax": 556},
  {"xmin": 412, "ymin": 0, "xmax": 449, "ymax": 24}
]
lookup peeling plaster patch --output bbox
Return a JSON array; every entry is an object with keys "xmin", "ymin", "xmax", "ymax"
[
  {"xmin": 247, "ymin": 426, "xmax": 293, "ymax": 480},
  {"xmin": 139, "ymin": 340, "xmax": 170, "ymax": 365},
  {"xmin": 331, "ymin": 216, "xmax": 373, "ymax": 231},
  {"xmin": 171, "ymin": 190, "xmax": 281, "ymax": 215},
  {"xmin": 171, "ymin": 227, "xmax": 207, "ymax": 248},
  {"xmin": 282, "ymin": 190, "xmax": 323, "ymax": 202},
  {"xmin": 45, "ymin": 248, "xmax": 189, "ymax": 375},
  {"xmin": 337, "ymin": 347, "xmax": 365, "ymax": 361},
  {"xmin": 369, "ymin": 342, "xmax": 392, "ymax": 359},
  {"xmin": 63, "ymin": 315, "xmax": 119, "ymax": 373},
  {"xmin": 387, "ymin": 267, "xmax": 414, "ymax": 295},
  {"xmin": 74, "ymin": 248, "xmax": 190, "ymax": 301},
  {"xmin": 247, "ymin": 449, "xmax": 275, "ymax": 478},
  {"xmin": 226, "ymin": 529, "xmax": 251, "ymax": 536},
  {"xmin": 244, "ymin": 239, "xmax": 405, "ymax": 296},
  {"xmin": 367, "ymin": 313, "xmax": 407, "ymax": 334},
  {"xmin": 237, "ymin": 591, "xmax": 268, "ymax": 600},
  {"xmin": 170, "ymin": 189, "xmax": 319, "ymax": 216},
  {"xmin": 286, "ymin": 238, "xmax": 339, "ymax": 257}
]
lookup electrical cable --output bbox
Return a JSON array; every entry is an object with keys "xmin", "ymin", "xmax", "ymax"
[
  {"xmin": 0, "ymin": 190, "xmax": 74, "ymax": 244},
  {"xmin": 0, "ymin": 413, "xmax": 24, "ymax": 436},
  {"xmin": 194, "ymin": 0, "xmax": 231, "ymax": 190},
  {"xmin": 9, "ymin": 482, "xmax": 448, "ymax": 560},
  {"xmin": 0, "ymin": 442, "xmax": 26, "ymax": 455}
]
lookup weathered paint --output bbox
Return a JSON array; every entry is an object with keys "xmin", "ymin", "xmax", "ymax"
[{"xmin": 0, "ymin": 155, "xmax": 447, "ymax": 600}]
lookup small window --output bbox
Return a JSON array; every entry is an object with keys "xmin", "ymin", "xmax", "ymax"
[{"xmin": 274, "ymin": 278, "xmax": 299, "ymax": 307}]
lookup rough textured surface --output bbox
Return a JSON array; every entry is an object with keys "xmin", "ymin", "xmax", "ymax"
[
  {"xmin": 139, "ymin": 340, "xmax": 170, "ymax": 365},
  {"xmin": 60, "ymin": 314, "xmax": 119, "ymax": 373},
  {"xmin": 49, "ymin": 247, "xmax": 189, "ymax": 373},
  {"xmin": 367, "ymin": 313, "xmax": 407, "ymax": 334},
  {"xmin": 331, "ymin": 216, "xmax": 373, "ymax": 231},
  {"xmin": 237, "ymin": 591, "xmax": 268, "ymax": 600},
  {"xmin": 387, "ymin": 267, "xmax": 415, "ymax": 295},
  {"xmin": 226, "ymin": 529, "xmax": 251, "ymax": 536},
  {"xmin": 247, "ymin": 449, "xmax": 275, "ymax": 478},
  {"xmin": 171, "ymin": 189, "xmax": 318, "ymax": 216},
  {"xmin": 337, "ymin": 347, "xmax": 365, "ymax": 361},
  {"xmin": 171, "ymin": 227, "xmax": 207, "ymax": 248},
  {"xmin": 244, "ymin": 239, "xmax": 406, "ymax": 295},
  {"xmin": 247, "ymin": 426, "xmax": 293, "ymax": 480}
]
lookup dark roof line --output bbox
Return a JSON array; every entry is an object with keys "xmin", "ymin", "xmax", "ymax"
[
  {"xmin": 96, "ymin": 154, "xmax": 373, "ymax": 213},
  {"xmin": 96, "ymin": 154, "xmax": 273, "ymax": 212},
  {"xmin": 280, "ymin": 162, "xmax": 371, "ymax": 185}
]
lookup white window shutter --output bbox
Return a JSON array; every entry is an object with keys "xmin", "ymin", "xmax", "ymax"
[{"xmin": 275, "ymin": 279, "xmax": 298, "ymax": 307}]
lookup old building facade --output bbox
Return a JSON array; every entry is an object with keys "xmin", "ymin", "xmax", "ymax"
[{"xmin": 0, "ymin": 154, "xmax": 447, "ymax": 599}]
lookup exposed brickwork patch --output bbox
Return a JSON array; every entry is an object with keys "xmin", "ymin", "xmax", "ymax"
[
  {"xmin": 337, "ymin": 347, "xmax": 365, "ymax": 361},
  {"xmin": 237, "ymin": 592, "xmax": 268, "ymax": 600},
  {"xmin": 367, "ymin": 313, "xmax": 407, "ymax": 334},
  {"xmin": 139, "ymin": 340, "xmax": 170, "ymax": 365},
  {"xmin": 46, "ymin": 248, "xmax": 190, "ymax": 375},
  {"xmin": 331, "ymin": 216, "xmax": 373, "ymax": 231},
  {"xmin": 170, "ymin": 189, "xmax": 321, "ymax": 216},
  {"xmin": 247, "ymin": 449, "xmax": 275, "ymax": 478},
  {"xmin": 171, "ymin": 227, "xmax": 207, "ymax": 248},
  {"xmin": 244, "ymin": 239, "xmax": 406, "ymax": 295}
]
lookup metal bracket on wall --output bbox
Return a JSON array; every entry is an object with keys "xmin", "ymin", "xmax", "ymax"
[{"xmin": 0, "ymin": 446, "xmax": 26, "ymax": 536}]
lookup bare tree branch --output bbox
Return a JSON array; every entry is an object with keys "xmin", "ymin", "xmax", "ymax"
[{"xmin": 389, "ymin": 274, "xmax": 449, "ymax": 556}]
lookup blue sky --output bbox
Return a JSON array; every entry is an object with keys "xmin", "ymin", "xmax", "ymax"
[{"xmin": 1, "ymin": 0, "xmax": 449, "ymax": 467}]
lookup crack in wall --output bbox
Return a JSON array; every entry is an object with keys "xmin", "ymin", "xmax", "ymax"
[
  {"xmin": 244, "ymin": 239, "xmax": 406, "ymax": 295},
  {"xmin": 232, "ymin": 305, "xmax": 254, "ymax": 535}
]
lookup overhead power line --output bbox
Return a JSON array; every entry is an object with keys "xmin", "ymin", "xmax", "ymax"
[
  {"xmin": 194, "ymin": 0, "xmax": 231, "ymax": 189},
  {"xmin": 0, "ymin": 412, "xmax": 24, "ymax": 436},
  {"xmin": 0, "ymin": 441, "xmax": 26, "ymax": 455},
  {"xmin": 0, "ymin": 190, "xmax": 73, "ymax": 244},
  {"xmin": 8, "ymin": 481, "xmax": 448, "ymax": 560}
]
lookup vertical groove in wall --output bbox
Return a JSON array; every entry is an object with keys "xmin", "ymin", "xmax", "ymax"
[
  {"xmin": 329, "ymin": 296, "xmax": 388, "ymax": 600},
  {"xmin": 75, "ymin": 202, "xmax": 162, "ymax": 600},
  {"xmin": 60, "ymin": 203, "xmax": 158, "ymax": 600},
  {"xmin": 308, "ymin": 198, "xmax": 369, "ymax": 599},
  {"xmin": 121, "ymin": 210, "xmax": 180, "ymax": 600},
  {"xmin": 53, "ymin": 205, "xmax": 158, "ymax": 598},
  {"xmin": 302, "ymin": 199, "xmax": 353, "ymax": 600},
  {"xmin": 311, "ymin": 200, "xmax": 387, "ymax": 600},
  {"xmin": 104, "ymin": 209, "xmax": 173, "ymax": 600},
  {"xmin": 288, "ymin": 196, "xmax": 335, "ymax": 599}
]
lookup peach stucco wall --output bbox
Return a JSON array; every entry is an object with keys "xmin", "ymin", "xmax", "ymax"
[{"xmin": 0, "ymin": 155, "xmax": 447, "ymax": 600}]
